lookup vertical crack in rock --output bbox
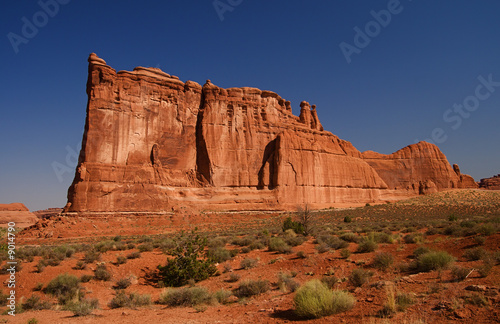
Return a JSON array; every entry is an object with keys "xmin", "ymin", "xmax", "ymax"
[{"xmin": 195, "ymin": 93, "xmax": 212, "ymax": 185}]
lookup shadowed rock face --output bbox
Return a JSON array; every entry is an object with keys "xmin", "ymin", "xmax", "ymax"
[{"xmin": 64, "ymin": 54, "xmax": 477, "ymax": 214}]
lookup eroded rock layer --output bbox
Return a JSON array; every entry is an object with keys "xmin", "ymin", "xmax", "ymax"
[
  {"xmin": 479, "ymin": 175, "xmax": 500, "ymax": 190},
  {"xmin": 64, "ymin": 54, "xmax": 477, "ymax": 214}
]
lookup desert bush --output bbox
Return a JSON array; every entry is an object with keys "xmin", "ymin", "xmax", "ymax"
[
  {"xmin": 343, "ymin": 216, "xmax": 352, "ymax": 223},
  {"xmin": 22, "ymin": 295, "xmax": 51, "ymax": 311},
  {"xmin": 232, "ymin": 236, "xmax": 254, "ymax": 247},
  {"xmin": 463, "ymin": 247, "xmax": 487, "ymax": 261},
  {"xmin": 207, "ymin": 237, "xmax": 227, "ymax": 249},
  {"xmin": 115, "ymin": 256, "xmax": 127, "ymax": 265},
  {"xmin": 412, "ymin": 246, "xmax": 430, "ymax": 259},
  {"xmin": 83, "ymin": 249, "xmax": 101, "ymax": 264},
  {"xmin": 339, "ymin": 232, "xmax": 359, "ymax": 243},
  {"xmin": 403, "ymin": 233, "xmax": 424, "ymax": 244},
  {"xmin": 340, "ymin": 248, "xmax": 351, "ymax": 259},
  {"xmin": 240, "ymin": 257, "xmax": 258, "ymax": 270},
  {"xmin": 44, "ymin": 273, "xmax": 81, "ymax": 304},
  {"xmin": 349, "ymin": 268, "xmax": 372, "ymax": 287},
  {"xmin": 36, "ymin": 260, "xmax": 47, "ymax": 273},
  {"xmin": 268, "ymin": 237, "xmax": 292, "ymax": 254},
  {"xmin": 278, "ymin": 272, "xmax": 300, "ymax": 293},
  {"xmin": 473, "ymin": 236, "xmax": 486, "ymax": 246},
  {"xmin": 478, "ymin": 224, "xmax": 496, "ymax": 236},
  {"xmin": 158, "ymin": 286, "xmax": 213, "ymax": 306},
  {"xmin": 414, "ymin": 251, "xmax": 455, "ymax": 272},
  {"xmin": 380, "ymin": 287, "xmax": 414, "ymax": 317},
  {"xmin": 315, "ymin": 243, "xmax": 330, "ymax": 253},
  {"xmin": 372, "ymin": 252, "xmax": 394, "ymax": 271},
  {"xmin": 126, "ymin": 251, "xmax": 141, "ymax": 259},
  {"xmin": 0, "ymin": 262, "xmax": 22, "ymax": 274},
  {"xmin": 286, "ymin": 236, "xmax": 307, "ymax": 247},
  {"xmin": 320, "ymin": 276, "xmax": 338, "ymax": 289},
  {"xmin": 109, "ymin": 291, "xmax": 151, "ymax": 308},
  {"xmin": 74, "ymin": 260, "xmax": 86, "ymax": 270},
  {"xmin": 214, "ymin": 289, "xmax": 232, "ymax": 304},
  {"xmin": 79, "ymin": 274, "xmax": 93, "ymax": 283},
  {"xmin": 65, "ymin": 298, "xmax": 99, "ymax": 316},
  {"xmin": 248, "ymin": 240, "xmax": 266, "ymax": 251},
  {"xmin": 478, "ymin": 259, "xmax": 494, "ymax": 278},
  {"xmin": 226, "ymin": 273, "xmax": 240, "ymax": 283},
  {"xmin": 93, "ymin": 263, "xmax": 112, "ymax": 281},
  {"xmin": 233, "ymin": 280, "xmax": 270, "ymax": 298},
  {"xmin": 317, "ymin": 235, "xmax": 348, "ymax": 250},
  {"xmin": 282, "ymin": 217, "xmax": 305, "ymax": 235},
  {"xmin": 451, "ymin": 266, "xmax": 470, "ymax": 282},
  {"xmin": 294, "ymin": 279, "xmax": 355, "ymax": 319},
  {"xmin": 114, "ymin": 277, "xmax": 132, "ymax": 290},
  {"xmin": 34, "ymin": 282, "xmax": 44, "ymax": 291},
  {"xmin": 356, "ymin": 239, "xmax": 377, "ymax": 253},
  {"xmin": 137, "ymin": 243, "xmax": 154, "ymax": 252},
  {"xmin": 465, "ymin": 293, "xmax": 489, "ymax": 306},
  {"xmin": 207, "ymin": 247, "xmax": 233, "ymax": 263},
  {"xmin": 158, "ymin": 230, "xmax": 217, "ymax": 287}
]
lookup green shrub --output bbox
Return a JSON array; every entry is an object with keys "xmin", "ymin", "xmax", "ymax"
[
  {"xmin": 294, "ymin": 280, "xmax": 355, "ymax": 319},
  {"xmin": 74, "ymin": 260, "xmax": 86, "ymax": 270},
  {"xmin": 158, "ymin": 230, "xmax": 217, "ymax": 287},
  {"xmin": 372, "ymin": 252, "xmax": 394, "ymax": 271},
  {"xmin": 339, "ymin": 232, "xmax": 359, "ymax": 243},
  {"xmin": 207, "ymin": 247, "xmax": 233, "ymax": 263},
  {"xmin": 94, "ymin": 264, "xmax": 112, "ymax": 281},
  {"xmin": 349, "ymin": 268, "xmax": 372, "ymax": 287},
  {"xmin": 126, "ymin": 251, "xmax": 141, "ymax": 259},
  {"xmin": 412, "ymin": 246, "xmax": 430, "ymax": 259},
  {"xmin": 320, "ymin": 276, "xmax": 338, "ymax": 289},
  {"xmin": 114, "ymin": 278, "xmax": 132, "ymax": 290},
  {"xmin": 22, "ymin": 295, "xmax": 51, "ymax": 311},
  {"xmin": 403, "ymin": 233, "xmax": 424, "ymax": 244},
  {"xmin": 277, "ymin": 273, "xmax": 300, "ymax": 293},
  {"xmin": 463, "ymin": 247, "xmax": 487, "ymax": 261},
  {"xmin": 286, "ymin": 236, "xmax": 307, "ymax": 247},
  {"xmin": 137, "ymin": 243, "xmax": 154, "ymax": 252},
  {"xmin": 79, "ymin": 274, "xmax": 93, "ymax": 283},
  {"xmin": 415, "ymin": 251, "xmax": 455, "ymax": 272},
  {"xmin": 317, "ymin": 235, "xmax": 348, "ymax": 250},
  {"xmin": 214, "ymin": 289, "xmax": 232, "ymax": 304},
  {"xmin": 64, "ymin": 298, "xmax": 98, "ymax": 316},
  {"xmin": 240, "ymin": 257, "xmax": 258, "ymax": 270},
  {"xmin": 340, "ymin": 248, "xmax": 351, "ymax": 259},
  {"xmin": 226, "ymin": 273, "xmax": 240, "ymax": 283},
  {"xmin": 109, "ymin": 292, "xmax": 151, "ymax": 308},
  {"xmin": 27, "ymin": 318, "xmax": 38, "ymax": 324},
  {"xmin": 158, "ymin": 286, "xmax": 213, "ymax": 306},
  {"xmin": 356, "ymin": 239, "xmax": 377, "ymax": 253},
  {"xmin": 465, "ymin": 293, "xmax": 489, "ymax": 306},
  {"xmin": 83, "ymin": 250, "xmax": 101, "ymax": 264},
  {"xmin": 268, "ymin": 237, "xmax": 292, "ymax": 254},
  {"xmin": 343, "ymin": 216, "xmax": 352, "ymax": 223},
  {"xmin": 115, "ymin": 256, "xmax": 127, "ymax": 265},
  {"xmin": 233, "ymin": 280, "xmax": 270, "ymax": 298},
  {"xmin": 44, "ymin": 273, "xmax": 81, "ymax": 304},
  {"xmin": 478, "ymin": 224, "xmax": 496, "ymax": 236},
  {"xmin": 315, "ymin": 243, "xmax": 330, "ymax": 253},
  {"xmin": 478, "ymin": 259, "xmax": 494, "ymax": 278},
  {"xmin": 282, "ymin": 217, "xmax": 305, "ymax": 235},
  {"xmin": 451, "ymin": 266, "xmax": 470, "ymax": 282}
]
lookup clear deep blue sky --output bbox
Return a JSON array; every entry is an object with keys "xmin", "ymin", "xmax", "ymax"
[{"xmin": 1, "ymin": 0, "xmax": 499, "ymax": 211}]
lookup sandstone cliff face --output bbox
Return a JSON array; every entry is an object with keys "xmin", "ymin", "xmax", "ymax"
[
  {"xmin": 64, "ymin": 54, "xmax": 477, "ymax": 213},
  {"xmin": 362, "ymin": 143, "xmax": 477, "ymax": 194},
  {"xmin": 479, "ymin": 174, "xmax": 500, "ymax": 190}
]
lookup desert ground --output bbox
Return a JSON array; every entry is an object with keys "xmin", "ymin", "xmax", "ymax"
[{"xmin": 1, "ymin": 189, "xmax": 499, "ymax": 323}]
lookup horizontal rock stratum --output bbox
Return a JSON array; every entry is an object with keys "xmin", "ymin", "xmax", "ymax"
[{"xmin": 63, "ymin": 53, "xmax": 477, "ymax": 214}]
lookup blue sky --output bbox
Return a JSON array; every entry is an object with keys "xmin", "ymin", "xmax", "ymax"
[{"xmin": 1, "ymin": 0, "xmax": 499, "ymax": 211}]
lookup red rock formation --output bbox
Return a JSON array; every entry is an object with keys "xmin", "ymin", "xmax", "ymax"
[
  {"xmin": 64, "ymin": 54, "xmax": 478, "ymax": 214},
  {"xmin": 478, "ymin": 174, "xmax": 500, "ymax": 190},
  {"xmin": 0, "ymin": 203, "xmax": 38, "ymax": 228}
]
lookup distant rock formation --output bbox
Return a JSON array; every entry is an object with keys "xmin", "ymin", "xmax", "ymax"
[
  {"xmin": 63, "ymin": 54, "xmax": 478, "ymax": 214},
  {"xmin": 33, "ymin": 208, "xmax": 63, "ymax": 219},
  {"xmin": 0, "ymin": 203, "xmax": 38, "ymax": 228},
  {"xmin": 478, "ymin": 174, "xmax": 500, "ymax": 190}
]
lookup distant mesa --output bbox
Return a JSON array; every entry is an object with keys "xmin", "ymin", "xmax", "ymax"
[
  {"xmin": 479, "ymin": 174, "xmax": 500, "ymax": 190},
  {"xmin": 0, "ymin": 203, "xmax": 38, "ymax": 228},
  {"xmin": 63, "ymin": 53, "xmax": 478, "ymax": 215}
]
